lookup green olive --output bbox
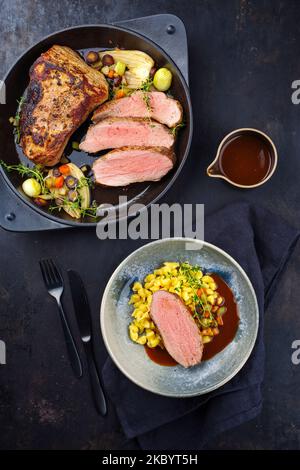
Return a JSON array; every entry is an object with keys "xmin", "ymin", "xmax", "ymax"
[
  {"xmin": 22, "ymin": 178, "xmax": 41, "ymax": 198},
  {"xmin": 153, "ymin": 68, "xmax": 172, "ymax": 91}
]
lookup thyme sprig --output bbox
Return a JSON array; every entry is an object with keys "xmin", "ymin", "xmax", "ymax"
[
  {"xmin": 49, "ymin": 196, "xmax": 98, "ymax": 219},
  {"xmin": 0, "ymin": 160, "xmax": 47, "ymax": 193},
  {"xmin": 171, "ymin": 121, "xmax": 185, "ymax": 137},
  {"xmin": 140, "ymin": 78, "xmax": 153, "ymax": 111},
  {"xmin": 178, "ymin": 262, "xmax": 214, "ymax": 325},
  {"xmin": 0, "ymin": 160, "xmax": 96, "ymax": 219},
  {"xmin": 140, "ymin": 77, "xmax": 153, "ymax": 92},
  {"xmin": 77, "ymin": 175, "xmax": 95, "ymax": 189},
  {"xmin": 9, "ymin": 96, "xmax": 25, "ymax": 143},
  {"xmin": 138, "ymin": 78, "xmax": 154, "ymax": 126}
]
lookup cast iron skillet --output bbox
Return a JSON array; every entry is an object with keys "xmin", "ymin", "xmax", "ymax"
[{"xmin": 0, "ymin": 24, "xmax": 193, "ymax": 227}]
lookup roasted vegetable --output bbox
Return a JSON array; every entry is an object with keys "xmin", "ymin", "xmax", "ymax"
[
  {"xmin": 115, "ymin": 89, "xmax": 125, "ymax": 99},
  {"xmin": 153, "ymin": 68, "xmax": 172, "ymax": 91},
  {"xmin": 22, "ymin": 178, "xmax": 41, "ymax": 197},
  {"xmin": 45, "ymin": 176, "xmax": 55, "ymax": 189},
  {"xmin": 33, "ymin": 197, "xmax": 48, "ymax": 207},
  {"xmin": 65, "ymin": 175, "xmax": 78, "ymax": 189},
  {"xmin": 100, "ymin": 50, "xmax": 154, "ymax": 89},
  {"xmin": 54, "ymin": 175, "xmax": 64, "ymax": 188},
  {"xmin": 48, "ymin": 163, "xmax": 91, "ymax": 219},
  {"xmin": 90, "ymin": 60, "xmax": 103, "ymax": 70},
  {"xmin": 68, "ymin": 189, "xmax": 79, "ymax": 202},
  {"xmin": 113, "ymin": 75, "xmax": 122, "ymax": 87},
  {"xmin": 101, "ymin": 66, "xmax": 110, "ymax": 76},
  {"xmin": 52, "ymin": 168, "xmax": 61, "ymax": 177},
  {"xmin": 59, "ymin": 164, "xmax": 71, "ymax": 176},
  {"xmin": 114, "ymin": 61, "xmax": 126, "ymax": 76}
]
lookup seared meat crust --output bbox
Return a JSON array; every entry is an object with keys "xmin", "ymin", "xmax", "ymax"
[{"xmin": 20, "ymin": 45, "xmax": 109, "ymax": 166}]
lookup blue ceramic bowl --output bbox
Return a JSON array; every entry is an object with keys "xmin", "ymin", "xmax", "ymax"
[{"xmin": 100, "ymin": 238, "xmax": 259, "ymax": 397}]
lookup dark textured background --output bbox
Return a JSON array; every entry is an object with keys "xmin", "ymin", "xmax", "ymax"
[{"xmin": 0, "ymin": 0, "xmax": 300, "ymax": 450}]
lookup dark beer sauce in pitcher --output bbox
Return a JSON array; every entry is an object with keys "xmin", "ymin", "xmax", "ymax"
[{"xmin": 208, "ymin": 131, "xmax": 275, "ymax": 186}]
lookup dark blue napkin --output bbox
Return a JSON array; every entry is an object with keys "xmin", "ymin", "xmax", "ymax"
[{"xmin": 102, "ymin": 202, "xmax": 299, "ymax": 449}]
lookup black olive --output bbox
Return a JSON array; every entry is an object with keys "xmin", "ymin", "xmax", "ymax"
[
  {"xmin": 113, "ymin": 75, "xmax": 122, "ymax": 87},
  {"xmin": 86, "ymin": 51, "xmax": 99, "ymax": 64},
  {"xmin": 65, "ymin": 175, "xmax": 78, "ymax": 189},
  {"xmin": 87, "ymin": 169, "xmax": 95, "ymax": 179},
  {"xmin": 102, "ymin": 54, "xmax": 114, "ymax": 66},
  {"xmin": 68, "ymin": 189, "xmax": 78, "ymax": 202},
  {"xmin": 53, "ymin": 168, "xmax": 61, "ymax": 177},
  {"xmin": 80, "ymin": 164, "xmax": 91, "ymax": 175}
]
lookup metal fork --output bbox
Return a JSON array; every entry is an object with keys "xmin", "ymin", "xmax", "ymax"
[{"xmin": 39, "ymin": 259, "xmax": 83, "ymax": 378}]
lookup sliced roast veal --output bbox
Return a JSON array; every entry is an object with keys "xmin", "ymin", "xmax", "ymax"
[
  {"xmin": 92, "ymin": 146, "xmax": 175, "ymax": 186},
  {"xmin": 92, "ymin": 91, "xmax": 183, "ymax": 128},
  {"xmin": 79, "ymin": 118, "xmax": 174, "ymax": 153},
  {"xmin": 150, "ymin": 290, "xmax": 203, "ymax": 368}
]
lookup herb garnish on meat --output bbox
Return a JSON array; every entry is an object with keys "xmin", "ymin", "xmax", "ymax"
[{"xmin": 171, "ymin": 121, "xmax": 185, "ymax": 136}]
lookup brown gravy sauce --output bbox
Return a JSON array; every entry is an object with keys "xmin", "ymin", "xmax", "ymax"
[
  {"xmin": 212, "ymin": 133, "xmax": 273, "ymax": 186},
  {"xmin": 145, "ymin": 344, "xmax": 177, "ymax": 367},
  {"xmin": 145, "ymin": 274, "xmax": 239, "ymax": 366}
]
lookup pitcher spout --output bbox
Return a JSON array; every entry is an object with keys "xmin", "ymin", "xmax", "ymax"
[{"xmin": 206, "ymin": 159, "xmax": 221, "ymax": 177}]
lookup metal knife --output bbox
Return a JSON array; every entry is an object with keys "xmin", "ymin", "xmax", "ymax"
[{"xmin": 67, "ymin": 269, "xmax": 107, "ymax": 416}]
